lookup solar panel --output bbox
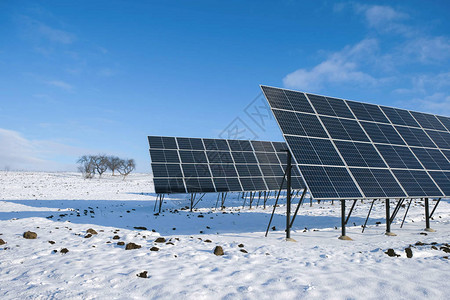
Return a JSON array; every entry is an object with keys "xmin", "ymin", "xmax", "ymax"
[
  {"xmin": 262, "ymin": 85, "xmax": 450, "ymax": 199},
  {"xmin": 148, "ymin": 136, "xmax": 305, "ymax": 194}
]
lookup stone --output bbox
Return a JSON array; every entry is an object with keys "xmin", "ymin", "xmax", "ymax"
[
  {"xmin": 150, "ymin": 247, "xmax": 159, "ymax": 251},
  {"xmin": 113, "ymin": 235, "xmax": 120, "ymax": 240},
  {"xmin": 405, "ymin": 247, "xmax": 413, "ymax": 258},
  {"xmin": 125, "ymin": 243, "xmax": 141, "ymax": 250},
  {"xmin": 238, "ymin": 244, "xmax": 244, "ymax": 248},
  {"xmin": 60, "ymin": 248, "xmax": 69, "ymax": 254},
  {"xmin": 385, "ymin": 249, "xmax": 400, "ymax": 257},
  {"xmin": 134, "ymin": 227, "xmax": 147, "ymax": 230},
  {"xmin": 85, "ymin": 234, "xmax": 92, "ymax": 238},
  {"xmin": 154, "ymin": 237, "xmax": 166, "ymax": 243},
  {"xmin": 87, "ymin": 228, "xmax": 97, "ymax": 235},
  {"xmin": 441, "ymin": 246, "xmax": 450, "ymax": 253},
  {"xmin": 240, "ymin": 249, "xmax": 248, "ymax": 253},
  {"xmin": 23, "ymin": 231, "xmax": 37, "ymax": 239},
  {"xmin": 117, "ymin": 242, "xmax": 125, "ymax": 246},
  {"xmin": 204, "ymin": 239, "xmax": 212, "ymax": 243},
  {"xmin": 213, "ymin": 246, "xmax": 224, "ymax": 256},
  {"xmin": 137, "ymin": 271, "xmax": 148, "ymax": 278},
  {"xmin": 0, "ymin": 239, "xmax": 6, "ymax": 245},
  {"xmin": 48, "ymin": 241, "xmax": 55, "ymax": 244}
]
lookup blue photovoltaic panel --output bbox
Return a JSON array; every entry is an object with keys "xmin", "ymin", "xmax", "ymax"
[
  {"xmin": 442, "ymin": 150, "xmax": 450, "ymax": 161},
  {"xmin": 436, "ymin": 116, "xmax": 450, "ymax": 131},
  {"xmin": 380, "ymin": 106, "xmax": 420, "ymax": 127},
  {"xmin": 285, "ymin": 136, "xmax": 344, "ymax": 166},
  {"xmin": 428, "ymin": 171, "xmax": 450, "ymax": 195},
  {"xmin": 334, "ymin": 141, "xmax": 386, "ymax": 168},
  {"xmin": 360, "ymin": 121, "xmax": 405, "ymax": 145},
  {"xmin": 350, "ymin": 168, "xmax": 405, "ymax": 198},
  {"xmin": 262, "ymin": 85, "xmax": 450, "ymax": 199},
  {"xmin": 425, "ymin": 130, "xmax": 450, "ymax": 149},
  {"xmin": 395, "ymin": 126, "xmax": 437, "ymax": 148},
  {"xmin": 284, "ymin": 90, "xmax": 315, "ymax": 113},
  {"xmin": 346, "ymin": 101, "xmax": 389, "ymax": 123},
  {"xmin": 153, "ymin": 178, "xmax": 186, "ymax": 194},
  {"xmin": 375, "ymin": 144, "xmax": 423, "ymax": 169},
  {"xmin": 392, "ymin": 170, "xmax": 443, "ymax": 197},
  {"xmin": 149, "ymin": 136, "xmax": 305, "ymax": 193},
  {"xmin": 410, "ymin": 111, "xmax": 447, "ymax": 131},
  {"xmin": 320, "ymin": 116, "xmax": 369, "ymax": 142},
  {"xmin": 301, "ymin": 166, "xmax": 362, "ymax": 199},
  {"xmin": 410, "ymin": 148, "xmax": 450, "ymax": 171},
  {"xmin": 261, "ymin": 85, "xmax": 294, "ymax": 111}
]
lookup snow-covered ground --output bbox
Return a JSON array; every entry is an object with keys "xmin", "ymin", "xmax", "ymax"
[{"xmin": 0, "ymin": 171, "xmax": 449, "ymax": 299}]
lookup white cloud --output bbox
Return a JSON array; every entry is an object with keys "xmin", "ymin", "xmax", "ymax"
[
  {"xmin": 403, "ymin": 36, "xmax": 450, "ymax": 64},
  {"xmin": 283, "ymin": 39, "xmax": 379, "ymax": 91},
  {"xmin": 0, "ymin": 128, "xmax": 86, "ymax": 171},
  {"xmin": 19, "ymin": 16, "xmax": 75, "ymax": 44},
  {"xmin": 354, "ymin": 4, "xmax": 411, "ymax": 35},
  {"xmin": 402, "ymin": 93, "xmax": 450, "ymax": 116},
  {"xmin": 45, "ymin": 80, "xmax": 73, "ymax": 90}
]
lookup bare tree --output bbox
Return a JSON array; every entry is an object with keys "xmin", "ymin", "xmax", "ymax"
[
  {"xmin": 92, "ymin": 154, "xmax": 109, "ymax": 177},
  {"xmin": 106, "ymin": 156, "xmax": 122, "ymax": 175},
  {"xmin": 77, "ymin": 155, "xmax": 95, "ymax": 179},
  {"xmin": 117, "ymin": 159, "xmax": 136, "ymax": 179}
]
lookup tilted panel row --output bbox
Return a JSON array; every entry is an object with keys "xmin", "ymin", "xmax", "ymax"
[
  {"xmin": 148, "ymin": 136, "xmax": 305, "ymax": 194},
  {"xmin": 261, "ymin": 85, "xmax": 450, "ymax": 199}
]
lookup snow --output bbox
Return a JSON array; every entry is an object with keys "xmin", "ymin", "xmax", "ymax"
[{"xmin": 0, "ymin": 171, "xmax": 449, "ymax": 299}]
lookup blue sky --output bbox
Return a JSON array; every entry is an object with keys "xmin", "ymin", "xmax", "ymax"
[{"xmin": 0, "ymin": 0, "xmax": 449, "ymax": 172}]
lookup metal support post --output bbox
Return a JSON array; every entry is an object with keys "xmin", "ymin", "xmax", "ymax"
[
  {"xmin": 286, "ymin": 150, "xmax": 292, "ymax": 240},
  {"xmin": 338, "ymin": 200, "xmax": 351, "ymax": 240},
  {"xmin": 362, "ymin": 199, "xmax": 376, "ymax": 233},
  {"xmin": 385, "ymin": 199, "xmax": 396, "ymax": 236},
  {"xmin": 424, "ymin": 198, "xmax": 435, "ymax": 232},
  {"xmin": 400, "ymin": 199, "xmax": 412, "ymax": 228}
]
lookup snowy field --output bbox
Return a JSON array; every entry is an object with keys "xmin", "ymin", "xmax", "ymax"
[{"xmin": 0, "ymin": 171, "xmax": 449, "ymax": 299}]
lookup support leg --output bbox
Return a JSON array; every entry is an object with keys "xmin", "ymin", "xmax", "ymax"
[
  {"xmin": 339, "ymin": 200, "xmax": 352, "ymax": 240},
  {"xmin": 362, "ymin": 199, "xmax": 376, "ymax": 233},
  {"xmin": 385, "ymin": 199, "xmax": 396, "ymax": 236},
  {"xmin": 424, "ymin": 198, "xmax": 435, "ymax": 232},
  {"xmin": 400, "ymin": 199, "xmax": 412, "ymax": 228},
  {"xmin": 158, "ymin": 194, "xmax": 164, "ymax": 213}
]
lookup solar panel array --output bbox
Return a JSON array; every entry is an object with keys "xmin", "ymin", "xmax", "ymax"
[
  {"xmin": 148, "ymin": 136, "xmax": 305, "ymax": 194},
  {"xmin": 261, "ymin": 85, "xmax": 450, "ymax": 200}
]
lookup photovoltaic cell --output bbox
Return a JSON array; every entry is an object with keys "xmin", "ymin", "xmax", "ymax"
[
  {"xmin": 334, "ymin": 141, "xmax": 386, "ymax": 168},
  {"xmin": 228, "ymin": 140, "xmax": 252, "ymax": 151},
  {"xmin": 375, "ymin": 144, "xmax": 423, "ymax": 169},
  {"xmin": 350, "ymin": 168, "xmax": 405, "ymax": 198},
  {"xmin": 395, "ymin": 126, "xmax": 436, "ymax": 148},
  {"xmin": 380, "ymin": 106, "xmax": 420, "ymax": 127},
  {"xmin": 261, "ymin": 86, "xmax": 293, "ymax": 111},
  {"xmin": 346, "ymin": 101, "xmax": 389, "ymax": 123},
  {"xmin": 153, "ymin": 178, "xmax": 186, "ymax": 194},
  {"xmin": 301, "ymin": 166, "xmax": 362, "ymax": 199},
  {"xmin": 428, "ymin": 171, "xmax": 450, "ymax": 195},
  {"xmin": 284, "ymin": 90, "xmax": 314, "ymax": 113},
  {"xmin": 185, "ymin": 178, "xmax": 215, "ymax": 193},
  {"xmin": 436, "ymin": 116, "xmax": 450, "ymax": 131},
  {"xmin": 392, "ymin": 170, "xmax": 443, "ymax": 197},
  {"xmin": 320, "ymin": 116, "xmax": 369, "ymax": 142},
  {"xmin": 360, "ymin": 121, "xmax": 405, "ymax": 145},
  {"xmin": 410, "ymin": 148, "xmax": 450, "ymax": 171},
  {"xmin": 425, "ymin": 130, "xmax": 450, "ymax": 149},
  {"xmin": 285, "ymin": 136, "xmax": 344, "ymax": 166},
  {"xmin": 410, "ymin": 111, "xmax": 447, "ymax": 131}
]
